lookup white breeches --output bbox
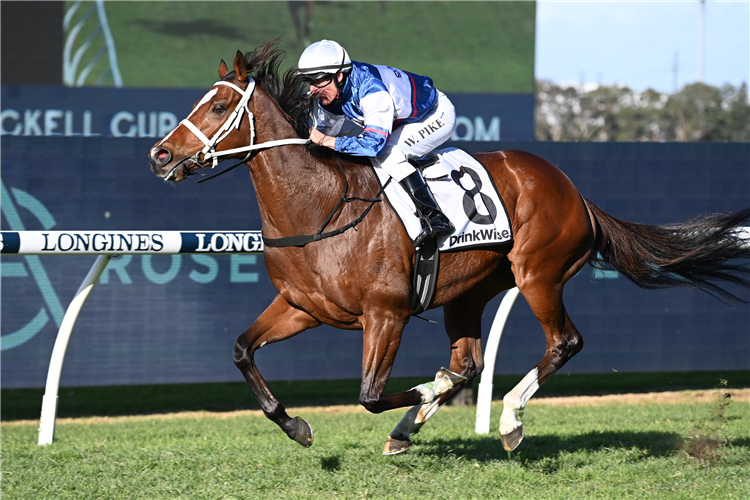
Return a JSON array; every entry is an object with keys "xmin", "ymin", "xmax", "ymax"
[{"xmin": 374, "ymin": 91, "xmax": 456, "ymax": 182}]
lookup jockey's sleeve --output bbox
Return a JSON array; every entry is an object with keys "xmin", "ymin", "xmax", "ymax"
[{"xmin": 334, "ymin": 90, "xmax": 394, "ymax": 157}]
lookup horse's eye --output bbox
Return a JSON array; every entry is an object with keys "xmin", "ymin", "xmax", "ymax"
[{"xmin": 213, "ymin": 104, "xmax": 227, "ymax": 114}]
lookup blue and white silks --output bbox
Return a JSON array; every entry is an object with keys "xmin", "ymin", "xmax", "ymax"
[{"xmin": 314, "ymin": 61, "xmax": 439, "ymax": 158}]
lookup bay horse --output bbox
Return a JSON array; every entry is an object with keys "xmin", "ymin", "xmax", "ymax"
[{"xmin": 149, "ymin": 42, "xmax": 750, "ymax": 455}]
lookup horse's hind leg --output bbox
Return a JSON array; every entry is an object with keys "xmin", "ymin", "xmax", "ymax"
[
  {"xmin": 233, "ymin": 294, "xmax": 321, "ymax": 447},
  {"xmin": 383, "ymin": 290, "xmax": 494, "ymax": 455},
  {"xmin": 500, "ymin": 264, "xmax": 586, "ymax": 451},
  {"xmin": 497, "ymin": 173, "xmax": 594, "ymax": 451}
]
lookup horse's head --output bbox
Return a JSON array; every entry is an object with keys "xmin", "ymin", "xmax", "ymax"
[{"xmin": 149, "ymin": 51, "xmax": 256, "ymax": 182}]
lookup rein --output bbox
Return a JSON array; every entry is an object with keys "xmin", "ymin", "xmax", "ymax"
[{"xmin": 171, "ymin": 75, "xmax": 385, "ymax": 248}]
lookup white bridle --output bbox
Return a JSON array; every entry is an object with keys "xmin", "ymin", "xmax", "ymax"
[{"xmin": 159, "ymin": 78, "xmax": 309, "ymax": 170}]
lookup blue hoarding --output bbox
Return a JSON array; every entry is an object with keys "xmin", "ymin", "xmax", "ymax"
[
  {"xmin": 1, "ymin": 86, "xmax": 748, "ymax": 389},
  {"xmin": 1, "ymin": 85, "xmax": 534, "ymax": 142}
]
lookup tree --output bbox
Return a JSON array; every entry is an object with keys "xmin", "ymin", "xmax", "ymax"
[{"xmin": 535, "ymin": 81, "xmax": 749, "ymax": 142}]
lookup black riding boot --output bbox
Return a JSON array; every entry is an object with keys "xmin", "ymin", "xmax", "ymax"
[{"xmin": 399, "ymin": 170, "xmax": 454, "ymax": 247}]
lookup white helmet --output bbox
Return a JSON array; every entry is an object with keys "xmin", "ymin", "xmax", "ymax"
[{"xmin": 297, "ymin": 40, "xmax": 352, "ymax": 77}]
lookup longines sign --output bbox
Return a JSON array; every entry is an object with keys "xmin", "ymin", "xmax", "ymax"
[{"xmin": 0, "ymin": 231, "xmax": 264, "ymax": 255}]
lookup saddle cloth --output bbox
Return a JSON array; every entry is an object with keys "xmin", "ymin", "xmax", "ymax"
[{"xmin": 372, "ymin": 148, "xmax": 513, "ymax": 252}]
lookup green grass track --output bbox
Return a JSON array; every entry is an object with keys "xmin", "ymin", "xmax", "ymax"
[
  {"xmin": 3, "ymin": 400, "xmax": 749, "ymax": 499},
  {"xmin": 2, "ymin": 372, "xmax": 749, "ymax": 499}
]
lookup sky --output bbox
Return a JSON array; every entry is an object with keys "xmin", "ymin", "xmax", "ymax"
[{"xmin": 535, "ymin": 0, "xmax": 750, "ymax": 93}]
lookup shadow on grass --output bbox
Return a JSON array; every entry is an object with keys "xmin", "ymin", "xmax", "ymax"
[
  {"xmin": 727, "ymin": 437, "xmax": 750, "ymax": 450},
  {"xmin": 1, "ymin": 380, "xmax": 361, "ymax": 421},
  {"xmin": 320, "ymin": 455, "xmax": 342, "ymax": 472},
  {"xmin": 415, "ymin": 430, "xmax": 691, "ymax": 463},
  {"xmin": 0, "ymin": 378, "xmax": 430, "ymax": 421}
]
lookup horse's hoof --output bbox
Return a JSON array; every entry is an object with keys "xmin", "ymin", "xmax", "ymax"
[
  {"xmin": 382, "ymin": 435, "xmax": 411, "ymax": 456},
  {"xmin": 291, "ymin": 416, "xmax": 314, "ymax": 448},
  {"xmin": 500, "ymin": 425, "xmax": 524, "ymax": 451}
]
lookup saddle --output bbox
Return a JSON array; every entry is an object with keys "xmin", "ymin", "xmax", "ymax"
[
  {"xmin": 389, "ymin": 150, "xmax": 513, "ymax": 315},
  {"xmin": 408, "ymin": 155, "xmax": 439, "ymax": 172}
]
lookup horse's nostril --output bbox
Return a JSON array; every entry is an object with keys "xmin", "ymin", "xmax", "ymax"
[{"xmin": 150, "ymin": 147, "xmax": 172, "ymax": 167}]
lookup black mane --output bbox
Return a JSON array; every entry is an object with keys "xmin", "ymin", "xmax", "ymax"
[
  {"xmin": 228, "ymin": 39, "xmax": 368, "ymax": 164},
  {"xmin": 233, "ymin": 40, "xmax": 313, "ymax": 139}
]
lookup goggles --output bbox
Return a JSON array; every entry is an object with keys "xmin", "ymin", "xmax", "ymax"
[{"xmin": 301, "ymin": 72, "xmax": 335, "ymax": 87}]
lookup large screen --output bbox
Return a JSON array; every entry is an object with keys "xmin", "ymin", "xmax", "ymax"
[{"xmin": 103, "ymin": 1, "xmax": 536, "ymax": 93}]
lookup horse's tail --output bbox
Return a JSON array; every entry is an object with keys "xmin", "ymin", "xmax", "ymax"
[{"xmin": 584, "ymin": 199, "xmax": 750, "ymax": 304}]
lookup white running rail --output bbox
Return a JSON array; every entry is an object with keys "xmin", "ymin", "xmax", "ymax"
[{"xmin": 0, "ymin": 230, "xmax": 262, "ymax": 445}]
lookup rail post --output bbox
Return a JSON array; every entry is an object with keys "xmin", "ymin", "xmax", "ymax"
[
  {"xmin": 475, "ymin": 287, "xmax": 521, "ymax": 434},
  {"xmin": 1, "ymin": 230, "xmax": 264, "ymax": 445},
  {"xmin": 38, "ymin": 255, "xmax": 112, "ymax": 445}
]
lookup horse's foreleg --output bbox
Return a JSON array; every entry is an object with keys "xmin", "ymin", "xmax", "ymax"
[
  {"xmin": 357, "ymin": 313, "xmax": 457, "ymax": 415},
  {"xmin": 233, "ymin": 294, "xmax": 321, "ymax": 447},
  {"xmin": 383, "ymin": 354, "xmax": 476, "ymax": 455},
  {"xmin": 384, "ymin": 299, "xmax": 487, "ymax": 455}
]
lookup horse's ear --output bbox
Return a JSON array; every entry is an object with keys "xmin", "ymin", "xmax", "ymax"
[
  {"xmin": 218, "ymin": 59, "xmax": 229, "ymax": 79},
  {"xmin": 233, "ymin": 50, "xmax": 248, "ymax": 82}
]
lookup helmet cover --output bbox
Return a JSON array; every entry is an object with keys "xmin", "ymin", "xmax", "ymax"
[{"xmin": 298, "ymin": 40, "xmax": 352, "ymax": 76}]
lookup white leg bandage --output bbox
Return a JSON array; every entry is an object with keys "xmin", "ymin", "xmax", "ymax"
[
  {"xmin": 389, "ymin": 368, "xmax": 468, "ymax": 442},
  {"xmin": 411, "ymin": 368, "xmax": 464, "ymax": 404},
  {"xmin": 499, "ymin": 368, "xmax": 540, "ymax": 435},
  {"xmin": 389, "ymin": 405, "xmax": 421, "ymax": 439}
]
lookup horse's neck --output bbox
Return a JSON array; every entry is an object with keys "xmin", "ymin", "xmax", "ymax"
[{"xmin": 247, "ymin": 91, "xmax": 347, "ymax": 238}]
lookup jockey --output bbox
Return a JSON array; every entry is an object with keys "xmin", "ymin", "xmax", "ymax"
[{"xmin": 298, "ymin": 39, "xmax": 455, "ymax": 247}]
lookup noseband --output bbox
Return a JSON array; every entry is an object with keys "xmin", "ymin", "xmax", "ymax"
[{"xmin": 160, "ymin": 78, "xmax": 308, "ymax": 172}]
